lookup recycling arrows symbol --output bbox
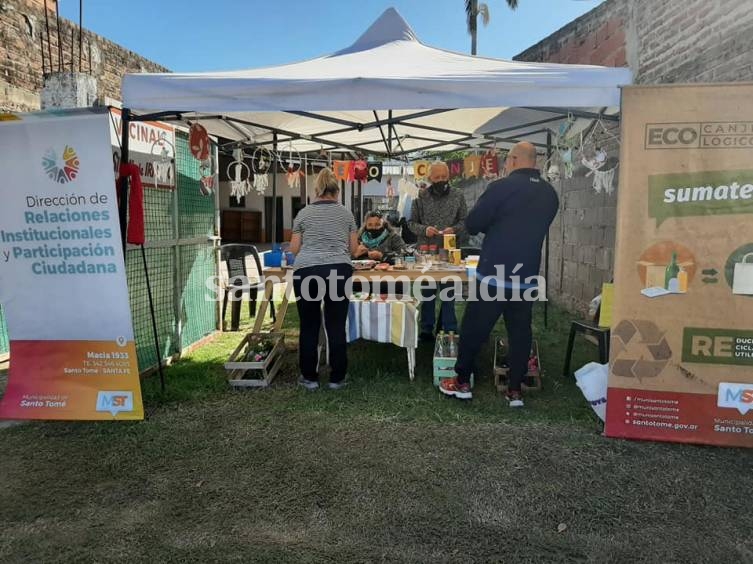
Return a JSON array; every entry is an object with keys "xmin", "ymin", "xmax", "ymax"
[{"xmin": 611, "ymin": 319, "xmax": 671, "ymax": 379}]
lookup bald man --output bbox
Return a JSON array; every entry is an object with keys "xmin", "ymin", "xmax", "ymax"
[
  {"xmin": 409, "ymin": 161, "xmax": 468, "ymax": 339},
  {"xmin": 440, "ymin": 142, "xmax": 559, "ymax": 407}
]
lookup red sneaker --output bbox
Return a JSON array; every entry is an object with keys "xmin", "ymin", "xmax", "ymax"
[
  {"xmin": 439, "ymin": 377, "xmax": 472, "ymax": 400},
  {"xmin": 505, "ymin": 390, "xmax": 524, "ymax": 408}
]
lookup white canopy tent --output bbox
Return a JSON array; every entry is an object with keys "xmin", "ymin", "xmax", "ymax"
[
  {"xmin": 119, "ymin": 7, "xmax": 631, "ymax": 329},
  {"xmin": 121, "ymin": 7, "xmax": 631, "ymax": 156}
]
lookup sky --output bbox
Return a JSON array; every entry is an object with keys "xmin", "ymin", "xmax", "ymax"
[{"xmin": 59, "ymin": 0, "xmax": 603, "ymax": 72}]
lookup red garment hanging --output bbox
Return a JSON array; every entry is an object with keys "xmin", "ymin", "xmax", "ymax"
[{"xmin": 117, "ymin": 163, "xmax": 145, "ymax": 245}]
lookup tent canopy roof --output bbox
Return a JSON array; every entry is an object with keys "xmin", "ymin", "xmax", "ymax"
[{"xmin": 122, "ymin": 8, "xmax": 630, "ymax": 156}]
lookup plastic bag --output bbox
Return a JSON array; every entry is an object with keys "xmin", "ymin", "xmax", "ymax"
[{"xmin": 574, "ymin": 362, "xmax": 608, "ymax": 422}]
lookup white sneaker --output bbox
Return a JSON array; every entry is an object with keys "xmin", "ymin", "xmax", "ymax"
[
  {"xmin": 506, "ymin": 390, "xmax": 524, "ymax": 408},
  {"xmin": 298, "ymin": 376, "xmax": 319, "ymax": 391}
]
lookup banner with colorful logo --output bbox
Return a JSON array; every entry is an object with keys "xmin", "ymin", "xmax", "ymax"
[
  {"xmin": 0, "ymin": 111, "xmax": 143, "ymax": 421},
  {"xmin": 606, "ymin": 84, "xmax": 753, "ymax": 447}
]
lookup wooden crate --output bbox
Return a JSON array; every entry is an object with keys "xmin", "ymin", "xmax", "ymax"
[
  {"xmin": 493, "ymin": 337, "xmax": 542, "ymax": 392},
  {"xmin": 433, "ymin": 334, "xmax": 474, "ymax": 387},
  {"xmin": 224, "ymin": 332, "xmax": 285, "ymax": 388}
]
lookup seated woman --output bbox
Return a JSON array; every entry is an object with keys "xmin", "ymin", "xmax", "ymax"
[
  {"xmin": 353, "ymin": 211, "xmax": 406, "ymax": 263},
  {"xmin": 353, "ymin": 211, "xmax": 408, "ymax": 297}
]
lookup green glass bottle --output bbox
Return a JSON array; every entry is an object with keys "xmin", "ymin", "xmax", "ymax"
[{"xmin": 664, "ymin": 252, "xmax": 680, "ymax": 289}]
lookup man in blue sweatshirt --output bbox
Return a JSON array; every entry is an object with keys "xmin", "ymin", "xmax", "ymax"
[{"xmin": 439, "ymin": 142, "xmax": 559, "ymax": 407}]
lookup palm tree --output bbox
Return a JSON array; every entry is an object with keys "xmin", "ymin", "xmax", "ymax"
[{"xmin": 465, "ymin": 0, "xmax": 519, "ymax": 55}]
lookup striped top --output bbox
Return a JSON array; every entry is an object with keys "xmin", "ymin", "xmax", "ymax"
[{"xmin": 292, "ymin": 201, "xmax": 357, "ymax": 271}]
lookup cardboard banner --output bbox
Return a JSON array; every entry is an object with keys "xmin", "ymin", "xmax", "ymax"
[
  {"xmin": 481, "ymin": 150, "xmax": 499, "ymax": 177},
  {"xmin": 353, "ymin": 160, "xmax": 368, "ymax": 181},
  {"xmin": 367, "ymin": 162, "xmax": 383, "ymax": 182},
  {"xmin": 110, "ymin": 108, "xmax": 175, "ymax": 190},
  {"xmin": 0, "ymin": 112, "xmax": 143, "ymax": 421},
  {"xmin": 413, "ymin": 160, "xmax": 430, "ymax": 181},
  {"xmin": 464, "ymin": 155, "xmax": 481, "ymax": 178},
  {"xmin": 448, "ymin": 159, "xmax": 463, "ymax": 180},
  {"xmin": 606, "ymin": 84, "xmax": 753, "ymax": 447},
  {"xmin": 333, "ymin": 160, "xmax": 350, "ymax": 182}
]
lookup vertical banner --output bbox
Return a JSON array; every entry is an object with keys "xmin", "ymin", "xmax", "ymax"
[
  {"xmin": 606, "ymin": 84, "xmax": 753, "ymax": 447},
  {"xmin": 0, "ymin": 112, "xmax": 144, "ymax": 421}
]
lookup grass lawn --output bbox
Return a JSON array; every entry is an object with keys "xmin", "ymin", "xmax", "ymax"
[{"xmin": 2, "ymin": 300, "xmax": 753, "ymax": 563}]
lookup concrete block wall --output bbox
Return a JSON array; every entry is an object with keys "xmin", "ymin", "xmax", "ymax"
[
  {"xmin": 515, "ymin": 0, "xmax": 753, "ymax": 312},
  {"xmin": 0, "ymin": 0, "xmax": 167, "ymax": 112}
]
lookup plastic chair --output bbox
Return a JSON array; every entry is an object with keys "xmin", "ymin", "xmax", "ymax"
[
  {"xmin": 220, "ymin": 244, "xmax": 275, "ymax": 331},
  {"xmin": 562, "ymin": 315, "xmax": 610, "ymax": 377}
]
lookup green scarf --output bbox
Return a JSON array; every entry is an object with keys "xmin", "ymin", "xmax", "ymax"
[{"xmin": 361, "ymin": 229, "xmax": 389, "ymax": 249}]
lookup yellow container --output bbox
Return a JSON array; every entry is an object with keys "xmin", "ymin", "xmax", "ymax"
[
  {"xmin": 443, "ymin": 233, "xmax": 456, "ymax": 250},
  {"xmin": 449, "ymin": 249, "xmax": 462, "ymax": 265}
]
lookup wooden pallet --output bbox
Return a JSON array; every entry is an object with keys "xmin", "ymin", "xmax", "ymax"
[
  {"xmin": 493, "ymin": 337, "xmax": 542, "ymax": 392},
  {"xmin": 225, "ymin": 332, "xmax": 285, "ymax": 388}
]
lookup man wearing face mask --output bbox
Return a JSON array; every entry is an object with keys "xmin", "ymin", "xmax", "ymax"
[{"xmin": 409, "ymin": 161, "xmax": 468, "ymax": 340}]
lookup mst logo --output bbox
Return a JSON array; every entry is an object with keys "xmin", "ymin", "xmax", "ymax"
[
  {"xmin": 42, "ymin": 145, "xmax": 80, "ymax": 183},
  {"xmin": 717, "ymin": 383, "xmax": 753, "ymax": 415},
  {"xmin": 96, "ymin": 391, "xmax": 133, "ymax": 416}
]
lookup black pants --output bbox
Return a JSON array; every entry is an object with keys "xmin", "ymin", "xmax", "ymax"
[
  {"xmin": 455, "ymin": 279, "xmax": 534, "ymax": 391},
  {"xmin": 293, "ymin": 264, "xmax": 352, "ymax": 383}
]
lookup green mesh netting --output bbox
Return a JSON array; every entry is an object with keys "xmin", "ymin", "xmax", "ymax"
[
  {"xmin": 127, "ymin": 246, "xmax": 178, "ymax": 371},
  {"xmin": 179, "ymin": 244, "xmax": 217, "ymax": 349},
  {"xmin": 0, "ymin": 305, "xmax": 9, "ymax": 355},
  {"xmin": 177, "ymin": 134, "xmax": 216, "ymax": 239}
]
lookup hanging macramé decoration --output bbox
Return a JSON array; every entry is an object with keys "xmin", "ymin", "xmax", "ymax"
[
  {"xmin": 284, "ymin": 143, "xmax": 303, "ymax": 189},
  {"xmin": 578, "ymin": 115, "xmax": 620, "ymax": 194},
  {"xmin": 150, "ymin": 132, "xmax": 175, "ymax": 189},
  {"xmin": 199, "ymin": 157, "xmax": 215, "ymax": 196},
  {"xmin": 553, "ymin": 113, "xmax": 578, "ymax": 179},
  {"xmin": 227, "ymin": 158, "xmax": 251, "ymax": 202},
  {"xmin": 189, "ymin": 122, "xmax": 210, "ymax": 161},
  {"xmin": 252, "ymin": 146, "xmax": 273, "ymax": 195},
  {"xmin": 582, "ymin": 157, "xmax": 618, "ymax": 195}
]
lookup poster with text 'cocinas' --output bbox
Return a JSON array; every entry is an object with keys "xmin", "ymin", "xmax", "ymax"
[
  {"xmin": 0, "ymin": 112, "xmax": 143, "ymax": 420},
  {"xmin": 607, "ymin": 84, "xmax": 753, "ymax": 447}
]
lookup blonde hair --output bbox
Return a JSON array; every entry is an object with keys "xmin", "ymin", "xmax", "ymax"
[{"xmin": 315, "ymin": 168, "xmax": 340, "ymax": 198}]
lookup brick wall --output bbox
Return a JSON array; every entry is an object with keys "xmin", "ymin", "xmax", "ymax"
[
  {"xmin": 630, "ymin": 0, "xmax": 753, "ymax": 84},
  {"xmin": 0, "ymin": 0, "xmax": 167, "ymax": 112},
  {"xmin": 516, "ymin": 0, "xmax": 628, "ymax": 68},
  {"xmin": 514, "ymin": 0, "xmax": 753, "ymax": 313}
]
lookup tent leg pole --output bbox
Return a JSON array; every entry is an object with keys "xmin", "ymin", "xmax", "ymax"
[
  {"xmin": 544, "ymin": 131, "xmax": 553, "ymax": 330},
  {"xmin": 118, "ymin": 108, "xmax": 131, "ymax": 253},
  {"xmin": 272, "ymin": 132, "xmax": 278, "ymax": 244},
  {"xmin": 141, "ymin": 245, "xmax": 165, "ymax": 393}
]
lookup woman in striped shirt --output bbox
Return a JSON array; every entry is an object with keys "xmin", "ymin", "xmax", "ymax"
[{"xmin": 289, "ymin": 168, "xmax": 359, "ymax": 390}]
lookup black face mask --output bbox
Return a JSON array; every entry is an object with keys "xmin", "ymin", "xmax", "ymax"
[
  {"xmin": 366, "ymin": 228, "xmax": 385, "ymax": 237},
  {"xmin": 430, "ymin": 181, "xmax": 450, "ymax": 196}
]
